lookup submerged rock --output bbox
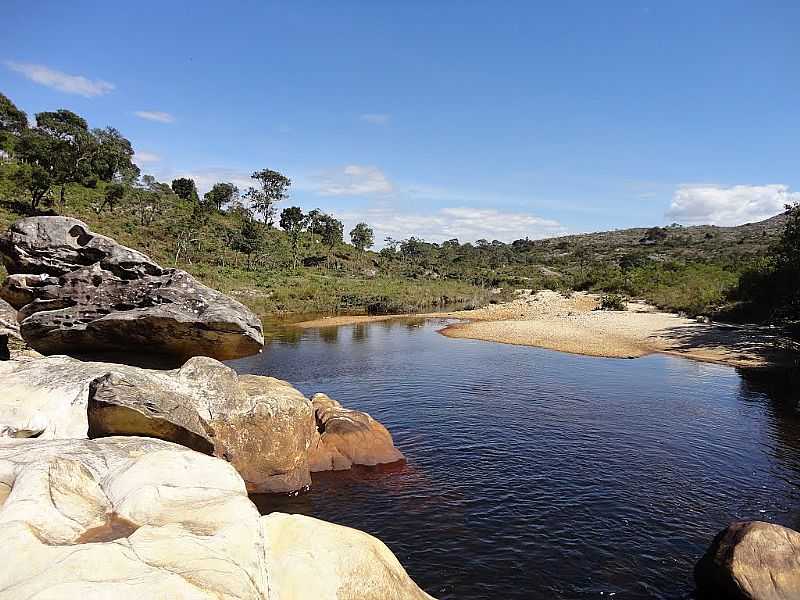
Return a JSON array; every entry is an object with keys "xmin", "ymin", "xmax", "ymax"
[
  {"xmin": 0, "ymin": 437, "xmax": 434, "ymax": 600},
  {"xmin": 0, "ymin": 216, "xmax": 263, "ymax": 361},
  {"xmin": 0, "ymin": 355, "xmax": 315, "ymax": 493},
  {"xmin": 695, "ymin": 520, "xmax": 800, "ymax": 600},
  {"xmin": 308, "ymin": 393, "xmax": 405, "ymax": 472}
]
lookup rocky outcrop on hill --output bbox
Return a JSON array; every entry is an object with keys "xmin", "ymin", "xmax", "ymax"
[
  {"xmin": 695, "ymin": 520, "xmax": 800, "ymax": 600},
  {"xmin": 308, "ymin": 393, "xmax": 405, "ymax": 472},
  {"xmin": 0, "ymin": 216, "xmax": 263, "ymax": 361},
  {"xmin": 0, "ymin": 437, "xmax": 433, "ymax": 599},
  {"xmin": 0, "ymin": 355, "xmax": 315, "ymax": 493}
]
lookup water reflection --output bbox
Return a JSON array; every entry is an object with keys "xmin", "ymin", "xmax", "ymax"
[
  {"xmin": 233, "ymin": 319, "xmax": 800, "ymax": 600},
  {"xmin": 352, "ymin": 323, "xmax": 369, "ymax": 342}
]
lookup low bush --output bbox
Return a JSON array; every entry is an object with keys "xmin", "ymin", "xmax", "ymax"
[{"xmin": 599, "ymin": 293, "xmax": 626, "ymax": 311}]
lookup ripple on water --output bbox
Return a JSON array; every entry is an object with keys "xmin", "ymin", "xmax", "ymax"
[{"xmin": 234, "ymin": 319, "xmax": 800, "ymax": 600}]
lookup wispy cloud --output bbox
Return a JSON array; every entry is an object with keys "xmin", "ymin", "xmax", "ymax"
[
  {"xmin": 133, "ymin": 151, "xmax": 161, "ymax": 164},
  {"xmin": 4, "ymin": 61, "xmax": 114, "ymax": 97},
  {"xmin": 666, "ymin": 183, "xmax": 796, "ymax": 226},
  {"xmin": 312, "ymin": 165, "xmax": 393, "ymax": 196},
  {"xmin": 134, "ymin": 110, "xmax": 175, "ymax": 124},
  {"xmin": 360, "ymin": 113, "xmax": 390, "ymax": 125},
  {"xmin": 338, "ymin": 205, "xmax": 565, "ymax": 245}
]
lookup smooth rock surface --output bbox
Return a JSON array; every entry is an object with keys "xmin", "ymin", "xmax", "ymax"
[
  {"xmin": 0, "ymin": 356, "xmax": 109, "ymax": 438},
  {"xmin": 0, "ymin": 437, "xmax": 434, "ymax": 600},
  {"xmin": 0, "ymin": 216, "xmax": 263, "ymax": 361},
  {"xmin": 695, "ymin": 520, "xmax": 800, "ymax": 600},
  {"xmin": 308, "ymin": 393, "xmax": 405, "ymax": 472},
  {"xmin": 262, "ymin": 512, "xmax": 435, "ymax": 600},
  {"xmin": 0, "ymin": 437, "xmax": 266, "ymax": 599},
  {"xmin": 0, "ymin": 355, "xmax": 315, "ymax": 492}
]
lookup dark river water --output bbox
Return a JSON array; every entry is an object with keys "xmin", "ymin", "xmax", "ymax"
[{"xmin": 231, "ymin": 318, "xmax": 800, "ymax": 600}]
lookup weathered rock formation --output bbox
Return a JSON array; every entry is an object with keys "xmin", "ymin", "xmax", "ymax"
[
  {"xmin": 0, "ymin": 216, "xmax": 264, "ymax": 361},
  {"xmin": 308, "ymin": 393, "xmax": 405, "ymax": 472},
  {"xmin": 0, "ymin": 437, "xmax": 434, "ymax": 599},
  {"xmin": 695, "ymin": 520, "xmax": 800, "ymax": 600},
  {"xmin": 0, "ymin": 299, "xmax": 20, "ymax": 360},
  {"xmin": 0, "ymin": 355, "xmax": 315, "ymax": 493}
]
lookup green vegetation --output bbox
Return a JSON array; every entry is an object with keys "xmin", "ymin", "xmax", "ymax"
[
  {"xmin": 0, "ymin": 91, "xmax": 796, "ymax": 327},
  {"xmin": 599, "ymin": 294, "xmax": 626, "ymax": 311},
  {"xmin": 0, "ymin": 92, "xmax": 491, "ymax": 316}
]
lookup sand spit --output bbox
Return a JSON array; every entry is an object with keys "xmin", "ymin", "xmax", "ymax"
[{"xmin": 293, "ymin": 291, "xmax": 795, "ymax": 369}]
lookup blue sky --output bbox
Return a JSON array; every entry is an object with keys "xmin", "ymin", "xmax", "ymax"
[{"xmin": 2, "ymin": 1, "xmax": 798, "ymax": 243}]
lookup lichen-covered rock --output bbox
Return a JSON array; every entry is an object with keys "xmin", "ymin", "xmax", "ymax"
[
  {"xmin": 308, "ymin": 393, "xmax": 404, "ymax": 472},
  {"xmin": 0, "ymin": 299, "xmax": 19, "ymax": 360},
  {"xmin": 0, "ymin": 437, "xmax": 435, "ymax": 600},
  {"xmin": 0, "ymin": 355, "xmax": 315, "ymax": 493},
  {"xmin": 0, "ymin": 216, "xmax": 263, "ymax": 361},
  {"xmin": 695, "ymin": 520, "xmax": 800, "ymax": 600}
]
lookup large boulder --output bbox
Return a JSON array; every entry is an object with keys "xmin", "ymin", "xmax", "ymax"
[
  {"xmin": 695, "ymin": 520, "xmax": 800, "ymax": 600},
  {"xmin": 0, "ymin": 436, "xmax": 265, "ymax": 600},
  {"xmin": 0, "ymin": 216, "xmax": 263, "ymax": 361},
  {"xmin": 89, "ymin": 357, "xmax": 316, "ymax": 494},
  {"xmin": 0, "ymin": 355, "xmax": 316, "ymax": 493},
  {"xmin": 0, "ymin": 437, "xmax": 434, "ymax": 600},
  {"xmin": 308, "ymin": 393, "xmax": 405, "ymax": 472}
]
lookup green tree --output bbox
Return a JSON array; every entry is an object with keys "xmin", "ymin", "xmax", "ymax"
[
  {"xmin": 171, "ymin": 178, "xmax": 199, "ymax": 202},
  {"xmin": 204, "ymin": 182, "xmax": 238, "ymax": 211},
  {"xmin": 319, "ymin": 214, "xmax": 343, "ymax": 262},
  {"xmin": 306, "ymin": 208, "xmax": 322, "ymax": 242},
  {"xmin": 91, "ymin": 127, "xmax": 136, "ymax": 182},
  {"xmin": 12, "ymin": 163, "xmax": 52, "ymax": 210},
  {"xmin": 246, "ymin": 168, "xmax": 291, "ymax": 225},
  {"xmin": 132, "ymin": 175, "xmax": 173, "ymax": 225},
  {"xmin": 101, "ymin": 182, "xmax": 126, "ymax": 212},
  {"xmin": 0, "ymin": 93, "xmax": 28, "ymax": 154},
  {"xmin": 349, "ymin": 222, "xmax": 374, "ymax": 255},
  {"xmin": 279, "ymin": 206, "xmax": 306, "ymax": 268},
  {"xmin": 229, "ymin": 215, "xmax": 263, "ymax": 269},
  {"xmin": 35, "ymin": 110, "xmax": 96, "ymax": 210}
]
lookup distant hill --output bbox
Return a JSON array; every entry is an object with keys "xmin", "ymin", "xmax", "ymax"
[{"xmin": 512, "ymin": 213, "xmax": 786, "ymax": 271}]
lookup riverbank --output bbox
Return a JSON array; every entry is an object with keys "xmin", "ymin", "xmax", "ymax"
[{"xmin": 294, "ymin": 290, "xmax": 797, "ymax": 369}]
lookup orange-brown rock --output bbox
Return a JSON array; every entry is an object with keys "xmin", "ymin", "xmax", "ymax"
[
  {"xmin": 695, "ymin": 520, "xmax": 800, "ymax": 600},
  {"xmin": 308, "ymin": 393, "xmax": 404, "ymax": 472}
]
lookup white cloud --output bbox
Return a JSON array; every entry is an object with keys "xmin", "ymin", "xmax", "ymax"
[
  {"xmin": 360, "ymin": 113, "xmax": 390, "ymax": 125},
  {"xmin": 165, "ymin": 167, "xmax": 254, "ymax": 195},
  {"xmin": 133, "ymin": 151, "xmax": 160, "ymax": 164},
  {"xmin": 313, "ymin": 165, "xmax": 393, "ymax": 196},
  {"xmin": 337, "ymin": 206, "xmax": 565, "ymax": 245},
  {"xmin": 4, "ymin": 61, "xmax": 114, "ymax": 97},
  {"xmin": 134, "ymin": 110, "xmax": 175, "ymax": 123},
  {"xmin": 666, "ymin": 184, "xmax": 797, "ymax": 226}
]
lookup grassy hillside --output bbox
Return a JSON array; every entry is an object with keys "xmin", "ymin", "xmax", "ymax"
[
  {"xmin": 0, "ymin": 162, "xmax": 492, "ymax": 315},
  {"xmin": 0, "ymin": 159, "xmax": 787, "ymax": 319}
]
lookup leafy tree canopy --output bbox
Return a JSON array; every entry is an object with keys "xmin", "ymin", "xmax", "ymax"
[
  {"xmin": 349, "ymin": 222, "xmax": 374, "ymax": 252},
  {"xmin": 171, "ymin": 178, "xmax": 199, "ymax": 202},
  {"xmin": 204, "ymin": 182, "xmax": 238, "ymax": 211}
]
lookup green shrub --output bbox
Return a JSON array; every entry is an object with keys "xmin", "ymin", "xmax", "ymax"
[{"xmin": 599, "ymin": 293, "xmax": 626, "ymax": 311}]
